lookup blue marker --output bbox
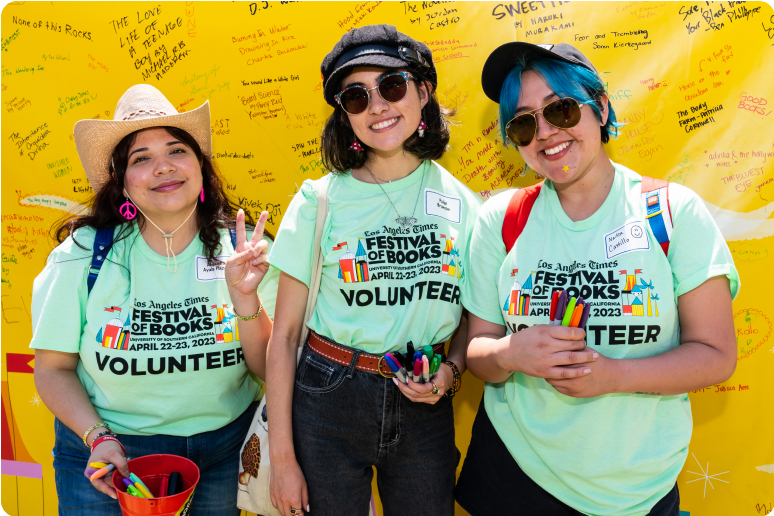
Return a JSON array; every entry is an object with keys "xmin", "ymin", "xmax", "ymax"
[{"xmin": 384, "ymin": 354, "xmax": 408, "ymax": 384}]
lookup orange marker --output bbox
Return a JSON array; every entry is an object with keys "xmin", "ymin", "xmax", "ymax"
[
  {"xmin": 569, "ymin": 303, "xmax": 583, "ymax": 327},
  {"xmin": 89, "ymin": 463, "xmax": 115, "ymax": 481}
]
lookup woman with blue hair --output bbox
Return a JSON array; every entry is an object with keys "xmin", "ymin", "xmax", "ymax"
[{"xmin": 455, "ymin": 42, "xmax": 739, "ymax": 515}]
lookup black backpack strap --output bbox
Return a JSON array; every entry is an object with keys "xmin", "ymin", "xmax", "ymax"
[{"xmin": 87, "ymin": 227, "xmax": 115, "ymax": 295}]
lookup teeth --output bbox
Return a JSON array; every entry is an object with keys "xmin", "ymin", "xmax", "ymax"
[
  {"xmin": 544, "ymin": 141, "xmax": 570, "ymax": 155},
  {"xmin": 371, "ymin": 118, "xmax": 398, "ymax": 130}
]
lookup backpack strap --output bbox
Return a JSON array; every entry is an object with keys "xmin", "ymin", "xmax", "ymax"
[
  {"xmin": 502, "ymin": 182, "xmax": 543, "ymax": 254},
  {"xmin": 640, "ymin": 176, "xmax": 672, "ymax": 257},
  {"xmin": 229, "ymin": 228, "xmax": 237, "ymax": 249},
  {"xmin": 87, "ymin": 227, "xmax": 115, "ymax": 295}
]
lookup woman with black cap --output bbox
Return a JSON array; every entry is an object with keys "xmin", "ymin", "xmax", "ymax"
[
  {"xmin": 455, "ymin": 42, "xmax": 738, "ymax": 515},
  {"xmin": 266, "ymin": 24, "xmax": 480, "ymax": 516}
]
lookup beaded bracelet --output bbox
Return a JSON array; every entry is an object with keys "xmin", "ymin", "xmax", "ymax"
[
  {"xmin": 443, "ymin": 361, "xmax": 462, "ymax": 399},
  {"xmin": 234, "ymin": 303, "xmax": 263, "ymax": 321},
  {"xmin": 82, "ymin": 422, "xmax": 112, "ymax": 448},
  {"xmin": 91, "ymin": 435, "xmax": 126, "ymax": 457}
]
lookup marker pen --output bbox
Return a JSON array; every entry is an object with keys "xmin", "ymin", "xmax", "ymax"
[
  {"xmin": 384, "ymin": 354, "xmax": 407, "ymax": 384},
  {"xmin": 562, "ymin": 297, "xmax": 577, "ymax": 326},
  {"xmin": 129, "ymin": 473, "xmax": 154, "ymax": 498},
  {"xmin": 578, "ymin": 302, "xmax": 591, "ymax": 329},
  {"xmin": 127, "ymin": 485, "xmax": 144, "ymax": 498},
  {"xmin": 422, "ymin": 345, "xmax": 434, "ymax": 360},
  {"xmin": 549, "ymin": 290, "xmax": 560, "ymax": 324},
  {"xmin": 89, "ymin": 463, "xmax": 115, "ymax": 481},
  {"xmin": 552, "ymin": 290, "xmax": 567, "ymax": 326},
  {"xmin": 122, "ymin": 478, "xmax": 135, "ymax": 490},
  {"xmin": 422, "ymin": 355, "xmax": 430, "ymax": 383},
  {"xmin": 413, "ymin": 358, "xmax": 422, "ymax": 383},
  {"xmin": 569, "ymin": 303, "xmax": 583, "ymax": 327}
]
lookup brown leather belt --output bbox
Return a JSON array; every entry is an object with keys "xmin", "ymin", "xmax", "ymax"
[{"xmin": 307, "ymin": 331, "xmax": 445, "ymax": 376}]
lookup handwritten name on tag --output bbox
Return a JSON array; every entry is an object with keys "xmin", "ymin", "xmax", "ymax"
[
  {"xmin": 604, "ymin": 221, "xmax": 650, "ymax": 259},
  {"xmin": 196, "ymin": 256, "xmax": 227, "ymax": 281},
  {"xmin": 425, "ymin": 189, "xmax": 461, "ymax": 224}
]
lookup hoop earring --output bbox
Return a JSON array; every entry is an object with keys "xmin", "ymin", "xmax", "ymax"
[
  {"xmin": 119, "ymin": 197, "xmax": 137, "ymax": 220},
  {"xmin": 200, "ymin": 187, "xmax": 205, "ymax": 202},
  {"xmin": 417, "ymin": 119, "xmax": 427, "ymax": 138},
  {"xmin": 349, "ymin": 138, "xmax": 364, "ymax": 152}
]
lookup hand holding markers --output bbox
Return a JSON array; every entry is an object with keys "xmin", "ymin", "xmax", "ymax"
[
  {"xmin": 83, "ymin": 441, "xmax": 129, "ymax": 499},
  {"xmin": 387, "ymin": 342, "xmax": 449, "ymax": 404}
]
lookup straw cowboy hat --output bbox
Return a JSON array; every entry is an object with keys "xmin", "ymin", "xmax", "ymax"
[{"xmin": 73, "ymin": 84, "xmax": 212, "ymax": 192}]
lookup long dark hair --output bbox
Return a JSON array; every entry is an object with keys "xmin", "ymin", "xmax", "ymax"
[
  {"xmin": 321, "ymin": 63, "xmax": 455, "ymax": 173},
  {"xmin": 53, "ymin": 126, "xmax": 270, "ymax": 259}
]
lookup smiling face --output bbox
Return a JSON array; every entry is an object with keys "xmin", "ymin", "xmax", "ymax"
[
  {"xmin": 514, "ymin": 70, "xmax": 609, "ymax": 185},
  {"xmin": 123, "ymin": 127, "xmax": 203, "ymax": 219},
  {"xmin": 340, "ymin": 67, "xmax": 429, "ymax": 156}
]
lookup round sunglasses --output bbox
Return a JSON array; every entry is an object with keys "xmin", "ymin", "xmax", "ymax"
[
  {"xmin": 505, "ymin": 97, "xmax": 583, "ymax": 147},
  {"xmin": 335, "ymin": 72, "xmax": 416, "ymax": 115}
]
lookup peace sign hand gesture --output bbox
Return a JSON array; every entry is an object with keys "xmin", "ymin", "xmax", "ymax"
[{"xmin": 225, "ymin": 210, "xmax": 271, "ymax": 298}]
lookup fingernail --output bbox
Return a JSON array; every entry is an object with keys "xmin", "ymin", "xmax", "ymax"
[
  {"xmin": 583, "ymin": 368, "xmax": 591, "ymax": 374},
  {"xmin": 392, "ymin": 378, "xmax": 399, "ymax": 386},
  {"xmin": 307, "ymin": 505, "xmax": 310, "ymax": 512},
  {"xmin": 111, "ymin": 494, "xmax": 117, "ymax": 500},
  {"xmin": 593, "ymin": 353, "xmax": 599, "ymax": 359},
  {"xmin": 252, "ymin": 260, "xmax": 258, "ymax": 265}
]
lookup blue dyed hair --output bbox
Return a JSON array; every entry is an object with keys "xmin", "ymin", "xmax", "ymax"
[{"xmin": 499, "ymin": 56, "xmax": 621, "ymax": 147}]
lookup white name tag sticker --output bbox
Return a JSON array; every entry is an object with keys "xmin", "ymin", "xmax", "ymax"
[
  {"xmin": 604, "ymin": 221, "xmax": 650, "ymax": 259},
  {"xmin": 196, "ymin": 256, "xmax": 228, "ymax": 281},
  {"xmin": 425, "ymin": 189, "xmax": 461, "ymax": 224}
]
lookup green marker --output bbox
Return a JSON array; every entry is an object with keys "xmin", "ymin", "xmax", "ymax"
[
  {"xmin": 431, "ymin": 355, "xmax": 440, "ymax": 374},
  {"xmin": 562, "ymin": 297, "xmax": 577, "ymax": 326},
  {"xmin": 127, "ymin": 485, "xmax": 144, "ymax": 498},
  {"xmin": 422, "ymin": 345, "xmax": 434, "ymax": 360}
]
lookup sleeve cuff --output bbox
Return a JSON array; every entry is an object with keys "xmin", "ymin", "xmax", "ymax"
[{"xmin": 675, "ymin": 264, "xmax": 739, "ymax": 300}]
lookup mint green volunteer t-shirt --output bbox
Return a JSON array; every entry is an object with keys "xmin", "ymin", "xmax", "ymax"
[
  {"xmin": 462, "ymin": 163, "xmax": 739, "ymax": 516},
  {"xmin": 30, "ymin": 223, "xmax": 279, "ymax": 436},
  {"xmin": 270, "ymin": 160, "xmax": 481, "ymax": 354}
]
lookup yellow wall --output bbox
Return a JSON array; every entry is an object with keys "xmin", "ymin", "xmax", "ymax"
[{"xmin": 2, "ymin": 1, "xmax": 773, "ymax": 514}]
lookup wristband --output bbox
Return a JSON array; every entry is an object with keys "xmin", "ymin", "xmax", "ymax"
[
  {"xmin": 91, "ymin": 435, "xmax": 126, "ymax": 457},
  {"xmin": 82, "ymin": 422, "xmax": 112, "ymax": 448}
]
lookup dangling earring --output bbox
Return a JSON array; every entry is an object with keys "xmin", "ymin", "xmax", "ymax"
[
  {"xmin": 200, "ymin": 187, "xmax": 205, "ymax": 202},
  {"xmin": 119, "ymin": 197, "xmax": 137, "ymax": 220},
  {"xmin": 417, "ymin": 119, "xmax": 427, "ymax": 138},
  {"xmin": 349, "ymin": 138, "xmax": 363, "ymax": 151}
]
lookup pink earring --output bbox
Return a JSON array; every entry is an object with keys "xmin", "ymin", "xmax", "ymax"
[
  {"xmin": 349, "ymin": 138, "xmax": 364, "ymax": 151},
  {"xmin": 417, "ymin": 120, "xmax": 427, "ymax": 138},
  {"xmin": 200, "ymin": 187, "xmax": 205, "ymax": 202},
  {"xmin": 119, "ymin": 197, "xmax": 137, "ymax": 220}
]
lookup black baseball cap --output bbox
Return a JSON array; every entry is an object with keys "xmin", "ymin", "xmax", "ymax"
[
  {"xmin": 321, "ymin": 24, "xmax": 436, "ymax": 107},
  {"xmin": 481, "ymin": 42, "xmax": 598, "ymax": 103}
]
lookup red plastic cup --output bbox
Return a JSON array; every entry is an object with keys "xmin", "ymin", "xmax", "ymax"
[{"xmin": 112, "ymin": 454, "xmax": 200, "ymax": 516}]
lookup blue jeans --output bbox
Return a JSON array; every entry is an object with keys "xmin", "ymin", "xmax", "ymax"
[
  {"xmin": 292, "ymin": 340, "xmax": 459, "ymax": 516},
  {"xmin": 53, "ymin": 401, "xmax": 257, "ymax": 516}
]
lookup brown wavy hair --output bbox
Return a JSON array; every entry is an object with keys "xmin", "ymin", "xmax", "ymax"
[
  {"xmin": 53, "ymin": 126, "xmax": 271, "ymax": 259},
  {"xmin": 321, "ymin": 63, "xmax": 455, "ymax": 173}
]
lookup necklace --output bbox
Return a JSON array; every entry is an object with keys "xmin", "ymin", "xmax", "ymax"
[
  {"xmin": 125, "ymin": 192, "xmax": 198, "ymax": 273},
  {"xmin": 365, "ymin": 162, "xmax": 425, "ymax": 229}
]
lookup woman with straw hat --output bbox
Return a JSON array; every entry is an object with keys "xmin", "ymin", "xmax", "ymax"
[{"xmin": 30, "ymin": 84, "xmax": 277, "ymax": 515}]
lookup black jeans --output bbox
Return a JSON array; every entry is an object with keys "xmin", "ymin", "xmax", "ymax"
[
  {"xmin": 455, "ymin": 398, "xmax": 680, "ymax": 516},
  {"xmin": 292, "ymin": 340, "xmax": 459, "ymax": 516}
]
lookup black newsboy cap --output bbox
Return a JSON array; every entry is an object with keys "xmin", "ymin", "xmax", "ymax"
[{"xmin": 321, "ymin": 24, "xmax": 437, "ymax": 107}]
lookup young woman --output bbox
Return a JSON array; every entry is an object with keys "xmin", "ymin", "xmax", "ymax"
[
  {"xmin": 265, "ymin": 24, "xmax": 481, "ymax": 516},
  {"xmin": 455, "ymin": 42, "xmax": 739, "ymax": 516},
  {"xmin": 31, "ymin": 84, "xmax": 277, "ymax": 515}
]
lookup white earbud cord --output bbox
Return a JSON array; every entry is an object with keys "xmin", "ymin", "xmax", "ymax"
[{"xmin": 124, "ymin": 192, "xmax": 198, "ymax": 273}]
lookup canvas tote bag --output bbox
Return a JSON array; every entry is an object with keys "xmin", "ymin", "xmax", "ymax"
[{"xmin": 236, "ymin": 179, "xmax": 327, "ymax": 515}]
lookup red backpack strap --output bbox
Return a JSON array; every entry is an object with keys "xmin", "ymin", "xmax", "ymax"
[
  {"xmin": 640, "ymin": 176, "xmax": 672, "ymax": 257},
  {"xmin": 502, "ymin": 182, "xmax": 543, "ymax": 254}
]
